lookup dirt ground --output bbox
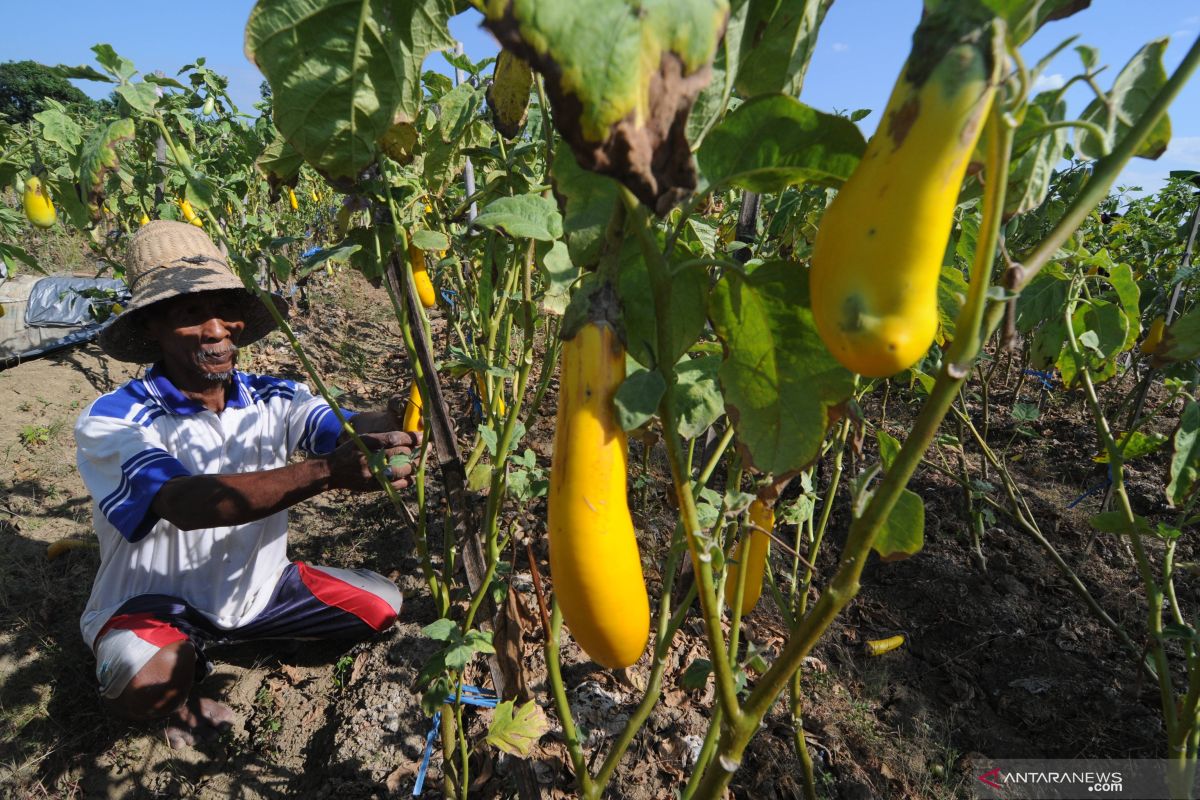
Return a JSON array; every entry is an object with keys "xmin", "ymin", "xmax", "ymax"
[{"xmin": 0, "ymin": 268, "xmax": 1185, "ymax": 799}]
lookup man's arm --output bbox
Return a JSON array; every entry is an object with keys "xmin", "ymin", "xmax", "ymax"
[{"xmin": 151, "ymin": 431, "xmax": 418, "ymax": 531}]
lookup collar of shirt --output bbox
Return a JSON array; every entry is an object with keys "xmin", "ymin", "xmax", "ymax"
[{"xmin": 144, "ymin": 363, "xmax": 252, "ymax": 415}]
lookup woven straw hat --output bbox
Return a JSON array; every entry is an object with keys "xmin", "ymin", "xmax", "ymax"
[{"xmin": 99, "ymin": 220, "xmax": 288, "ymax": 363}]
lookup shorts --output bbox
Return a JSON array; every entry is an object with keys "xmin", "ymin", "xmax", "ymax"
[{"xmin": 93, "ymin": 562, "xmax": 402, "ymax": 699}]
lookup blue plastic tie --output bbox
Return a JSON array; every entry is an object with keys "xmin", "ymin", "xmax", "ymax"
[
  {"xmin": 440, "ymin": 288, "xmax": 458, "ymax": 310},
  {"xmin": 1023, "ymin": 369, "xmax": 1056, "ymax": 391},
  {"xmin": 412, "ymin": 686, "xmax": 498, "ymax": 796},
  {"xmin": 1066, "ymin": 463, "xmax": 1115, "ymax": 509}
]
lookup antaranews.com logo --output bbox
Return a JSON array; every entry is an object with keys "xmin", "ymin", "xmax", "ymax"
[{"xmin": 971, "ymin": 759, "xmax": 1183, "ymax": 799}]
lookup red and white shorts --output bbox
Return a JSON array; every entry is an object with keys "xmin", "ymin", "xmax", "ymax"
[{"xmin": 93, "ymin": 562, "xmax": 402, "ymax": 699}]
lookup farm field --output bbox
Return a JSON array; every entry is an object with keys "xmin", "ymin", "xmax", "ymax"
[{"xmin": 2, "ymin": 1, "xmax": 1200, "ymax": 798}]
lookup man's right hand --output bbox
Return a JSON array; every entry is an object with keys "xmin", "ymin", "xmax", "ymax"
[{"xmin": 325, "ymin": 431, "xmax": 420, "ymax": 492}]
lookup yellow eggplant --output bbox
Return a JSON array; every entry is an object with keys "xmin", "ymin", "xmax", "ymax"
[
  {"xmin": 402, "ymin": 383, "xmax": 423, "ymax": 433},
  {"xmin": 548, "ymin": 322, "xmax": 649, "ymax": 668},
  {"xmin": 287, "ymin": 187, "xmax": 299, "ymax": 212},
  {"xmin": 475, "ymin": 372, "xmax": 506, "ymax": 416},
  {"xmin": 177, "ymin": 198, "xmax": 203, "ymax": 227},
  {"xmin": 408, "ymin": 240, "xmax": 438, "ymax": 309},
  {"xmin": 22, "ymin": 177, "xmax": 56, "ymax": 228},
  {"xmin": 810, "ymin": 9, "xmax": 1000, "ymax": 377},
  {"xmin": 1141, "ymin": 316, "xmax": 1166, "ymax": 355},
  {"xmin": 726, "ymin": 498, "xmax": 775, "ymax": 615}
]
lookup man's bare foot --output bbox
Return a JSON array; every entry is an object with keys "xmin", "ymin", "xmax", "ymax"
[{"xmin": 164, "ymin": 696, "xmax": 236, "ymax": 749}]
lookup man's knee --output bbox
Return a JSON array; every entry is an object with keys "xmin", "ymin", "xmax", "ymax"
[{"xmin": 104, "ymin": 640, "xmax": 196, "ymax": 722}]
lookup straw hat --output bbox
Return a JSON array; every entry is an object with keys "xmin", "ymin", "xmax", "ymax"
[{"xmin": 99, "ymin": 220, "xmax": 288, "ymax": 363}]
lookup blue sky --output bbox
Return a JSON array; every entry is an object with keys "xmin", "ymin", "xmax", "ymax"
[{"xmin": 2, "ymin": 1, "xmax": 1196, "ymax": 194}]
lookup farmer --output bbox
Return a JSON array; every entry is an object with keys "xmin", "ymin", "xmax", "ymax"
[{"xmin": 75, "ymin": 220, "xmax": 419, "ymax": 747}]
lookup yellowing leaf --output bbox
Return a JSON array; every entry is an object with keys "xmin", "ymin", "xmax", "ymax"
[{"xmin": 486, "ymin": 699, "xmax": 548, "ymax": 757}]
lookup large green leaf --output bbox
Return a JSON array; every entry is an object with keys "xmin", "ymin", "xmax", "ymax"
[
  {"xmin": 483, "ymin": 0, "xmax": 728, "ymax": 213},
  {"xmin": 619, "ymin": 237, "xmax": 710, "ymax": 368},
  {"xmin": 1156, "ymin": 308, "xmax": 1200, "ymax": 365},
  {"xmin": 1077, "ymin": 38, "xmax": 1171, "ymax": 161},
  {"xmin": 686, "ymin": 0, "xmax": 748, "ymax": 148},
  {"xmin": 77, "ymin": 118, "xmax": 136, "ymax": 213},
  {"xmin": 675, "ymin": 354, "xmax": 724, "ymax": 439},
  {"xmin": 697, "ymin": 95, "xmax": 865, "ymax": 192},
  {"xmin": 473, "ymin": 194, "xmax": 563, "ymax": 241},
  {"xmin": 1015, "ymin": 270, "xmax": 1068, "ymax": 333},
  {"xmin": 245, "ymin": 0, "xmax": 454, "ymax": 180},
  {"xmin": 708, "ymin": 260, "xmax": 854, "ymax": 476},
  {"xmin": 874, "ymin": 488, "xmax": 925, "ymax": 561},
  {"xmin": 551, "ymin": 142, "xmax": 621, "ymax": 268},
  {"xmin": 33, "ymin": 108, "xmax": 83, "ymax": 156},
  {"xmin": 1168, "ymin": 402, "xmax": 1200, "ymax": 507},
  {"xmin": 967, "ymin": 0, "xmax": 1090, "ymax": 46},
  {"xmin": 486, "ymin": 699, "xmax": 549, "ymax": 758},
  {"xmin": 1005, "ymin": 95, "xmax": 1068, "ymax": 218},
  {"xmin": 734, "ymin": 0, "xmax": 832, "ymax": 98}
]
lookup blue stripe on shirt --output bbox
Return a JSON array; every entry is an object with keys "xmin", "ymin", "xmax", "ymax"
[{"xmin": 99, "ymin": 448, "xmax": 191, "ymax": 542}]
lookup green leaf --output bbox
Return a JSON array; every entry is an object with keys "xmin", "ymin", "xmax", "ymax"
[
  {"xmin": 115, "ymin": 82, "xmax": 159, "ymax": 115},
  {"xmin": 680, "ymin": 659, "xmax": 713, "ymax": 690},
  {"xmin": 1090, "ymin": 511, "xmax": 1152, "ymax": 535},
  {"xmin": 422, "ymin": 618, "xmax": 458, "ymax": 642},
  {"xmin": 411, "ymin": 229, "xmax": 449, "ymax": 252},
  {"xmin": 1168, "ymin": 402, "xmax": 1200, "ymax": 508},
  {"xmin": 876, "ymin": 429, "xmax": 901, "ymax": 472},
  {"xmin": 1029, "ymin": 318, "xmax": 1066, "ymax": 370},
  {"xmin": 77, "ymin": 118, "xmax": 136, "ymax": 212},
  {"xmin": 675, "ymin": 355, "xmax": 724, "ymax": 440},
  {"xmin": 1093, "ymin": 431, "xmax": 1167, "ymax": 463},
  {"xmin": 1012, "ymin": 402, "xmax": 1040, "ymax": 422},
  {"xmin": 473, "ymin": 194, "xmax": 563, "ymax": 241},
  {"xmin": 937, "ymin": 263, "xmax": 969, "ymax": 346},
  {"xmin": 1077, "ymin": 39, "xmax": 1171, "ymax": 161},
  {"xmin": 874, "ymin": 488, "xmax": 924, "ymax": 561},
  {"xmin": 708, "ymin": 261, "xmax": 854, "ymax": 476},
  {"xmin": 551, "ymin": 143, "xmax": 621, "ymax": 267},
  {"xmin": 245, "ymin": 0, "xmax": 454, "ymax": 180},
  {"xmin": 615, "ymin": 367, "xmax": 667, "ymax": 431},
  {"xmin": 734, "ymin": 0, "xmax": 832, "ymax": 98},
  {"xmin": 697, "ymin": 94, "xmax": 866, "ymax": 192},
  {"xmin": 619, "ymin": 239, "xmax": 709, "ymax": 368},
  {"xmin": 33, "ymin": 109, "xmax": 83, "ymax": 155},
  {"xmin": 537, "ymin": 240, "xmax": 580, "ymax": 316},
  {"xmin": 1005, "ymin": 95, "xmax": 1068, "ymax": 217},
  {"xmin": 972, "ymin": 0, "xmax": 1090, "ymax": 46},
  {"xmin": 1105, "ymin": 262, "xmax": 1141, "ymax": 351},
  {"xmin": 1155, "ymin": 309, "xmax": 1200, "ymax": 365},
  {"xmin": 255, "ymin": 131, "xmax": 305, "ymax": 182},
  {"xmin": 483, "ymin": 0, "xmax": 727, "ymax": 212},
  {"xmin": 1015, "ymin": 272, "xmax": 1068, "ymax": 334},
  {"xmin": 486, "ymin": 699, "xmax": 549, "ymax": 757}
]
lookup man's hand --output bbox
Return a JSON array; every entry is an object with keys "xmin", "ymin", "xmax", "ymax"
[{"xmin": 325, "ymin": 431, "xmax": 421, "ymax": 492}]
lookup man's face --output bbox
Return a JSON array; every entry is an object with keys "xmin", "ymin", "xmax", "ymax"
[{"xmin": 143, "ymin": 291, "xmax": 247, "ymax": 384}]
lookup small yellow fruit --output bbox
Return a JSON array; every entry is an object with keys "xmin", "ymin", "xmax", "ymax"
[
  {"xmin": 726, "ymin": 499, "xmax": 775, "ymax": 615},
  {"xmin": 23, "ymin": 177, "xmax": 57, "ymax": 228},
  {"xmin": 402, "ymin": 383, "xmax": 423, "ymax": 433},
  {"xmin": 177, "ymin": 198, "xmax": 203, "ymax": 227}
]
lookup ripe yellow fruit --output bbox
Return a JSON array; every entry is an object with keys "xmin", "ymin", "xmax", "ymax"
[
  {"xmin": 287, "ymin": 187, "xmax": 299, "ymax": 212},
  {"xmin": 1141, "ymin": 316, "xmax": 1166, "ymax": 355},
  {"xmin": 402, "ymin": 383, "xmax": 423, "ymax": 433},
  {"xmin": 548, "ymin": 322, "xmax": 649, "ymax": 668},
  {"xmin": 810, "ymin": 9, "xmax": 1000, "ymax": 377},
  {"xmin": 139, "ymin": 213, "xmax": 151, "ymax": 226},
  {"xmin": 726, "ymin": 498, "xmax": 775, "ymax": 615},
  {"xmin": 23, "ymin": 177, "xmax": 56, "ymax": 228},
  {"xmin": 474, "ymin": 372, "xmax": 506, "ymax": 416},
  {"xmin": 177, "ymin": 198, "xmax": 203, "ymax": 226},
  {"xmin": 408, "ymin": 240, "xmax": 438, "ymax": 309}
]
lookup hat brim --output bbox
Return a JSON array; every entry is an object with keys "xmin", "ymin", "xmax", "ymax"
[{"xmin": 98, "ymin": 289, "xmax": 289, "ymax": 363}]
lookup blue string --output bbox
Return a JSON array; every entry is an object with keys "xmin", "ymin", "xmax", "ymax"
[
  {"xmin": 1023, "ymin": 369, "xmax": 1056, "ymax": 391},
  {"xmin": 412, "ymin": 685, "xmax": 499, "ymax": 796},
  {"xmin": 1066, "ymin": 463, "xmax": 1115, "ymax": 509},
  {"xmin": 440, "ymin": 288, "xmax": 458, "ymax": 310}
]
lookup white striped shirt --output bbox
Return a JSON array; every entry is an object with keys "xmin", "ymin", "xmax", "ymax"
[{"xmin": 76, "ymin": 365, "xmax": 352, "ymax": 648}]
